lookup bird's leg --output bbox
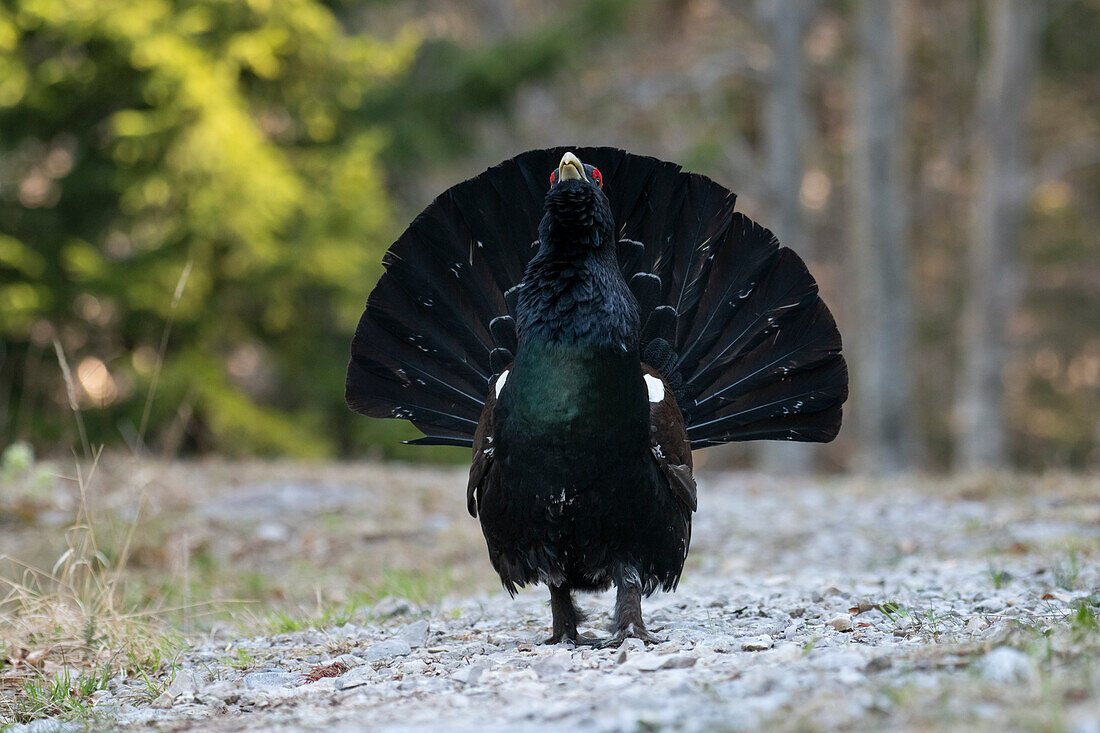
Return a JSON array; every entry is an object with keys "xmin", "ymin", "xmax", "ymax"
[
  {"xmin": 599, "ymin": 568, "xmax": 662, "ymax": 648},
  {"xmin": 543, "ymin": 584, "xmax": 599, "ymax": 645}
]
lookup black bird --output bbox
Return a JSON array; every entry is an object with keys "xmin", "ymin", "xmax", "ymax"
[{"xmin": 347, "ymin": 148, "xmax": 847, "ymax": 646}]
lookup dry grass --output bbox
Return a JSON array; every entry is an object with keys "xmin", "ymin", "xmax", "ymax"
[{"xmin": 0, "ymin": 448, "xmax": 182, "ymax": 725}]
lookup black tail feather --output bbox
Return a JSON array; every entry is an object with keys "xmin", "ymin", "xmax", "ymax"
[{"xmin": 347, "ymin": 147, "xmax": 847, "ymax": 448}]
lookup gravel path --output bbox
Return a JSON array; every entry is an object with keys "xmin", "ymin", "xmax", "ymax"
[{"xmin": 11, "ymin": 471, "xmax": 1098, "ymax": 732}]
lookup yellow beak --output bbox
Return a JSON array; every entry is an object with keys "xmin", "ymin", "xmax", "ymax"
[{"xmin": 558, "ymin": 152, "xmax": 585, "ymax": 182}]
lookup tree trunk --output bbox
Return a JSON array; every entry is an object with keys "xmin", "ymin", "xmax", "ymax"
[
  {"xmin": 956, "ymin": 0, "xmax": 1042, "ymax": 471},
  {"xmin": 849, "ymin": 0, "xmax": 913, "ymax": 474},
  {"xmin": 757, "ymin": 0, "xmax": 818, "ymax": 473}
]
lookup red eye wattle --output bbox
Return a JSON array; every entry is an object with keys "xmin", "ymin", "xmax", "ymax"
[
  {"xmin": 591, "ymin": 167, "xmax": 603, "ymax": 188},
  {"xmin": 549, "ymin": 170, "xmax": 558, "ymax": 186}
]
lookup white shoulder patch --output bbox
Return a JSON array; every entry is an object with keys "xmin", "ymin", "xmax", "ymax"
[
  {"xmin": 644, "ymin": 373, "xmax": 665, "ymax": 403},
  {"xmin": 494, "ymin": 369, "xmax": 510, "ymax": 398}
]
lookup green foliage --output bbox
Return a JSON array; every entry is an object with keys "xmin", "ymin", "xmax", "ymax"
[
  {"xmin": 373, "ymin": 0, "xmax": 632, "ymax": 166},
  {"xmin": 0, "ymin": 0, "xmax": 635, "ymax": 459},
  {"xmin": 15, "ymin": 668, "xmax": 110, "ymax": 723},
  {"xmin": 0, "ymin": 0, "xmax": 417, "ymax": 456}
]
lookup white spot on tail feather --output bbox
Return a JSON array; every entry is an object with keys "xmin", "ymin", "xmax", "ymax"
[
  {"xmin": 495, "ymin": 369, "xmax": 510, "ymax": 398},
  {"xmin": 644, "ymin": 374, "xmax": 664, "ymax": 403}
]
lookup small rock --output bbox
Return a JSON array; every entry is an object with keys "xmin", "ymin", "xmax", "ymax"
[
  {"xmin": 974, "ymin": 598, "xmax": 1006, "ymax": 614},
  {"xmin": 301, "ymin": 677, "xmax": 337, "ymax": 692},
  {"xmin": 243, "ymin": 671, "xmax": 299, "ymax": 689},
  {"xmin": 167, "ymin": 668, "xmax": 203, "ymax": 698},
  {"xmin": 697, "ymin": 635, "xmax": 739, "ymax": 653},
  {"xmin": 533, "ymin": 656, "xmax": 570, "ymax": 677},
  {"xmin": 373, "ymin": 596, "xmax": 414, "ymax": 617},
  {"xmin": 783, "ymin": 621, "xmax": 803, "ymax": 640},
  {"xmin": 826, "ymin": 614, "xmax": 854, "ymax": 632},
  {"xmin": 659, "ymin": 654, "xmax": 697, "ymax": 669},
  {"xmin": 398, "ymin": 659, "xmax": 428, "ymax": 676},
  {"xmin": 364, "ymin": 637, "xmax": 413, "ymax": 662},
  {"xmin": 452, "ymin": 660, "xmax": 490, "ymax": 685},
  {"xmin": 978, "ymin": 647, "xmax": 1036, "ymax": 684},
  {"xmin": 399, "ymin": 619, "xmax": 430, "ymax": 648},
  {"xmin": 335, "ymin": 665, "xmax": 378, "ymax": 691},
  {"xmin": 741, "ymin": 635, "xmax": 774, "ymax": 651},
  {"xmin": 628, "ymin": 653, "xmax": 696, "ymax": 672},
  {"xmin": 150, "ymin": 690, "xmax": 174, "ymax": 709},
  {"xmin": 332, "ymin": 653, "xmax": 366, "ymax": 668},
  {"xmin": 630, "ymin": 654, "xmax": 669, "ymax": 672}
]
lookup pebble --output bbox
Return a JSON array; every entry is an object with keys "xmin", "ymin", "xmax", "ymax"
[
  {"xmin": 166, "ymin": 669, "xmax": 205, "ymax": 698},
  {"xmin": 364, "ymin": 637, "xmax": 413, "ymax": 662},
  {"xmin": 150, "ymin": 691, "xmax": 174, "ymax": 709},
  {"xmin": 399, "ymin": 619, "xmax": 431, "ymax": 648},
  {"xmin": 533, "ymin": 656, "xmax": 570, "ymax": 677},
  {"xmin": 452, "ymin": 660, "xmax": 490, "ymax": 685},
  {"xmin": 332, "ymin": 653, "xmax": 366, "ymax": 668},
  {"xmin": 334, "ymin": 665, "xmax": 378, "ymax": 691},
  {"xmin": 978, "ymin": 647, "xmax": 1037, "ymax": 684},
  {"xmin": 826, "ymin": 614, "xmax": 854, "ymax": 632},
  {"xmin": 741, "ymin": 635, "xmax": 774, "ymax": 651},
  {"xmin": 626, "ymin": 653, "xmax": 697, "ymax": 672},
  {"xmin": 242, "ymin": 671, "xmax": 299, "ymax": 689}
]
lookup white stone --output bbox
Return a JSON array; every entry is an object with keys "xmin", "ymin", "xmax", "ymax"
[
  {"xmin": 741, "ymin": 635, "xmax": 774, "ymax": 651},
  {"xmin": 826, "ymin": 614, "xmax": 854, "ymax": 632},
  {"xmin": 242, "ymin": 671, "xmax": 299, "ymax": 689},
  {"xmin": 365, "ymin": 638, "xmax": 412, "ymax": 662},
  {"xmin": 334, "ymin": 665, "xmax": 377, "ymax": 691},
  {"xmin": 978, "ymin": 647, "xmax": 1037, "ymax": 684},
  {"xmin": 452, "ymin": 660, "xmax": 490, "ymax": 685},
  {"xmin": 399, "ymin": 619, "xmax": 430, "ymax": 648}
]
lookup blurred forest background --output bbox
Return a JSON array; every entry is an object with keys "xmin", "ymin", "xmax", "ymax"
[{"xmin": 0, "ymin": 0, "xmax": 1097, "ymax": 474}]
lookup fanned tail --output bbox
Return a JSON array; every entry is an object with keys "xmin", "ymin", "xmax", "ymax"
[{"xmin": 346, "ymin": 147, "xmax": 847, "ymax": 448}]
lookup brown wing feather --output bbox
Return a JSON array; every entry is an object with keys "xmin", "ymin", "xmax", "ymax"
[
  {"xmin": 644, "ymin": 365, "xmax": 697, "ymax": 512},
  {"xmin": 467, "ymin": 370, "xmax": 505, "ymax": 517}
]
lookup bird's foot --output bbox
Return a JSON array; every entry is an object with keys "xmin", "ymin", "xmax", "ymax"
[
  {"xmin": 542, "ymin": 631, "xmax": 604, "ymax": 646},
  {"xmin": 595, "ymin": 624, "xmax": 663, "ymax": 649}
]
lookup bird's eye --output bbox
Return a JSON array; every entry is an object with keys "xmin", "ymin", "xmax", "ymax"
[
  {"xmin": 549, "ymin": 170, "xmax": 558, "ymax": 186},
  {"xmin": 591, "ymin": 167, "xmax": 603, "ymax": 189}
]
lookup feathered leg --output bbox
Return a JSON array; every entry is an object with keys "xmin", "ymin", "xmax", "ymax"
[
  {"xmin": 544, "ymin": 585, "xmax": 599, "ymax": 645},
  {"xmin": 600, "ymin": 568, "xmax": 661, "ymax": 647}
]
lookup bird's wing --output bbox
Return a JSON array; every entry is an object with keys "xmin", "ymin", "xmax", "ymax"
[
  {"xmin": 644, "ymin": 366, "xmax": 697, "ymax": 513},
  {"xmin": 466, "ymin": 368, "xmax": 507, "ymax": 517}
]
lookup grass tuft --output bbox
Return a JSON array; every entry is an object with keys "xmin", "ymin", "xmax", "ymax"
[{"xmin": 0, "ymin": 449, "xmax": 182, "ymax": 725}]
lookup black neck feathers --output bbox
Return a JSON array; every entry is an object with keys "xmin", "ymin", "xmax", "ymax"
[{"xmin": 515, "ymin": 180, "xmax": 639, "ymax": 351}]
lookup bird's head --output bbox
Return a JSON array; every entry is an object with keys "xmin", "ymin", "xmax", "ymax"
[{"xmin": 540, "ymin": 152, "xmax": 613, "ymax": 251}]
